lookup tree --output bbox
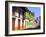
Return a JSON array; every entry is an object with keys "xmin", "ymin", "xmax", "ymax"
[{"xmin": 24, "ymin": 11, "xmax": 33, "ymax": 20}]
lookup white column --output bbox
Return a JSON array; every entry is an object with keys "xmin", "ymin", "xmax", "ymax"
[
  {"xmin": 20, "ymin": 14, "xmax": 22, "ymax": 18},
  {"xmin": 24, "ymin": 19, "xmax": 29, "ymax": 28},
  {"xmin": 15, "ymin": 18, "xmax": 18, "ymax": 30},
  {"xmin": 23, "ymin": 20, "xmax": 26, "ymax": 29},
  {"xmin": 20, "ymin": 19, "xmax": 22, "ymax": 29}
]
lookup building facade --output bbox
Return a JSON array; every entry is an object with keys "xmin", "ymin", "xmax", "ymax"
[{"xmin": 12, "ymin": 7, "xmax": 36, "ymax": 30}]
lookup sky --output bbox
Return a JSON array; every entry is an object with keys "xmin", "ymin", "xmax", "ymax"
[{"xmin": 27, "ymin": 7, "xmax": 41, "ymax": 19}]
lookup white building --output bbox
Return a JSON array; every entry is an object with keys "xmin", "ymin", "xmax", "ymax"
[{"xmin": 12, "ymin": 7, "xmax": 36, "ymax": 30}]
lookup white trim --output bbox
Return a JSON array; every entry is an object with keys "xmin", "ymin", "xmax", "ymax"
[{"xmin": 8, "ymin": 2, "xmax": 44, "ymax": 34}]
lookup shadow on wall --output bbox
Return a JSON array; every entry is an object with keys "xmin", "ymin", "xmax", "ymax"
[{"xmin": 5, "ymin": 36, "xmax": 15, "ymax": 37}]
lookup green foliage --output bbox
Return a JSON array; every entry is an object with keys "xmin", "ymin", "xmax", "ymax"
[
  {"xmin": 25, "ymin": 21, "xmax": 32, "ymax": 27},
  {"xmin": 24, "ymin": 12, "xmax": 33, "ymax": 20}
]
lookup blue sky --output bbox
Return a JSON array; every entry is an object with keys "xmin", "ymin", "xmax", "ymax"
[{"xmin": 27, "ymin": 7, "xmax": 41, "ymax": 19}]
